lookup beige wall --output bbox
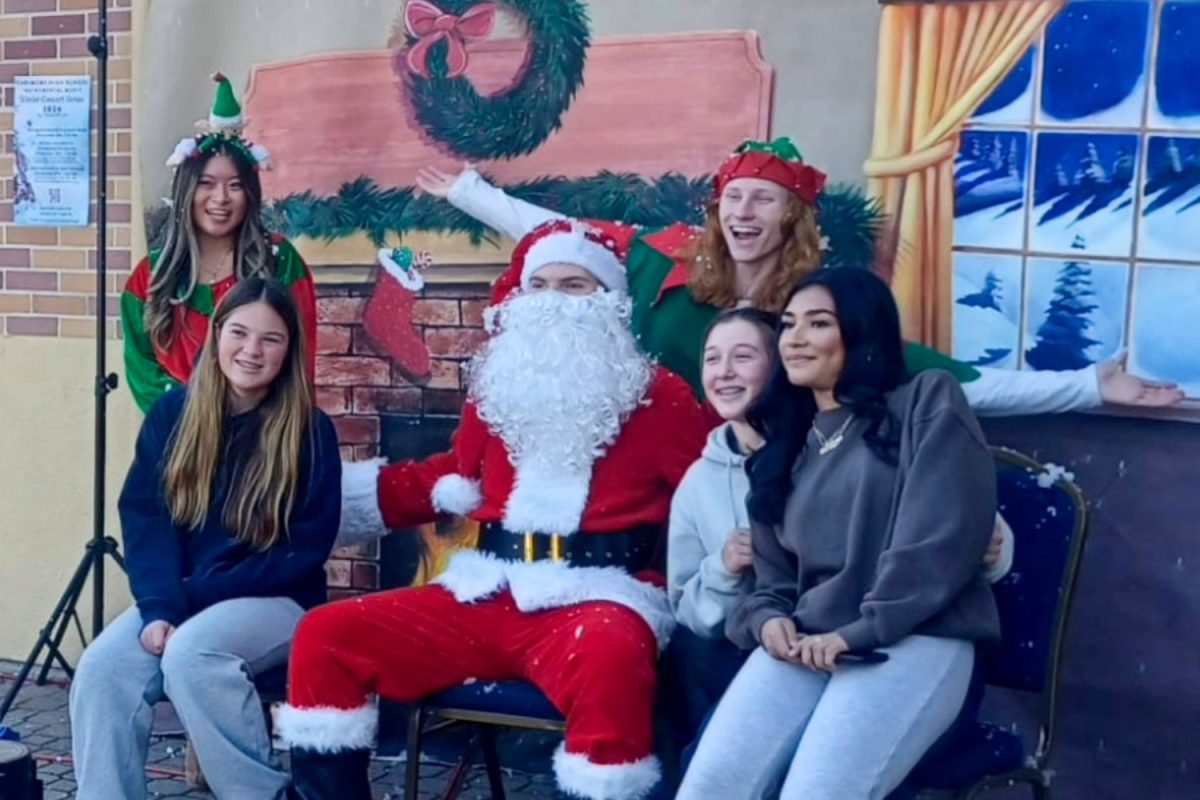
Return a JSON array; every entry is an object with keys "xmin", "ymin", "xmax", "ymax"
[
  {"xmin": 0, "ymin": 338, "xmax": 141, "ymax": 659},
  {"xmin": 138, "ymin": 0, "xmax": 881, "ymax": 196}
]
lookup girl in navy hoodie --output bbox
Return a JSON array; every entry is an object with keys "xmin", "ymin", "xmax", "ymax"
[{"xmin": 70, "ymin": 278, "xmax": 341, "ymax": 800}]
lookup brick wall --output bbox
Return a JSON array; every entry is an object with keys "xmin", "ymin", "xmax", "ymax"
[
  {"xmin": 316, "ymin": 281, "xmax": 490, "ymax": 599},
  {"xmin": 0, "ymin": 0, "xmax": 134, "ymax": 339}
]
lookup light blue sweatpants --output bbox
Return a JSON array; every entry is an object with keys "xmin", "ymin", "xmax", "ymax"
[
  {"xmin": 69, "ymin": 597, "xmax": 303, "ymax": 800},
  {"xmin": 678, "ymin": 634, "xmax": 974, "ymax": 800}
]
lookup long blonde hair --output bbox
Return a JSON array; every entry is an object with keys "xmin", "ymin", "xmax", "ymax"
[
  {"xmin": 683, "ymin": 194, "xmax": 823, "ymax": 313},
  {"xmin": 146, "ymin": 142, "xmax": 275, "ymax": 351},
  {"xmin": 163, "ymin": 278, "xmax": 313, "ymax": 551}
]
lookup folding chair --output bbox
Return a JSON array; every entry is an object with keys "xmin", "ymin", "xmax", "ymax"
[{"xmin": 906, "ymin": 447, "xmax": 1090, "ymax": 799}]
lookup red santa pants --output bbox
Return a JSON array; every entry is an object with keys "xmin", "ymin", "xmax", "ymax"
[{"xmin": 283, "ymin": 585, "xmax": 659, "ymax": 786}]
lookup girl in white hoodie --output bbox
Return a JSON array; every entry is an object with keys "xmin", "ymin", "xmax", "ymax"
[{"xmin": 663, "ymin": 308, "xmax": 778, "ymax": 769}]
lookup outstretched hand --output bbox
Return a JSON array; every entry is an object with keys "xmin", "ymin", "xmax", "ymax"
[
  {"xmin": 415, "ymin": 163, "xmax": 474, "ymax": 198},
  {"xmin": 1097, "ymin": 352, "xmax": 1184, "ymax": 408}
]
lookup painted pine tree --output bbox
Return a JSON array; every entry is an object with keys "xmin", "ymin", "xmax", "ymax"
[{"xmin": 1025, "ymin": 261, "xmax": 1101, "ymax": 370}]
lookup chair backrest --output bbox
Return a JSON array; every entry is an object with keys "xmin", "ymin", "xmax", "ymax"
[{"xmin": 982, "ymin": 447, "xmax": 1089, "ymax": 760}]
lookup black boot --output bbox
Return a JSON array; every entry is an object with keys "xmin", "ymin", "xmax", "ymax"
[{"xmin": 288, "ymin": 747, "xmax": 373, "ymax": 800}]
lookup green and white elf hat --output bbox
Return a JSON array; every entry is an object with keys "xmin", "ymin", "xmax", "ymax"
[{"xmin": 166, "ymin": 72, "xmax": 272, "ymax": 170}]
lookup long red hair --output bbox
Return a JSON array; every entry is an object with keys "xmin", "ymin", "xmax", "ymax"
[{"xmin": 682, "ymin": 195, "xmax": 823, "ymax": 313}]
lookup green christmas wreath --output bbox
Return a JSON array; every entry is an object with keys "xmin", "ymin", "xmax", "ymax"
[{"xmin": 399, "ymin": 0, "xmax": 590, "ymax": 160}]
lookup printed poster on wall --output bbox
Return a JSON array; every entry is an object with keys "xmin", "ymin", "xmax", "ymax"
[{"xmin": 12, "ymin": 76, "xmax": 91, "ymax": 227}]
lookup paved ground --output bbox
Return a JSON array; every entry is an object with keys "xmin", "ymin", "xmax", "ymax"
[{"xmin": 0, "ymin": 659, "xmax": 558, "ymax": 799}]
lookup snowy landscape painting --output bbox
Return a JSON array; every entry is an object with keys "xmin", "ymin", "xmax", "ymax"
[
  {"xmin": 1149, "ymin": 1, "xmax": 1200, "ymax": 130},
  {"xmin": 953, "ymin": 253, "xmax": 1024, "ymax": 369},
  {"xmin": 1039, "ymin": 0, "xmax": 1151, "ymax": 129},
  {"xmin": 1029, "ymin": 132, "xmax": 1138, "ymax": 258},
  {"xmin": 1024, "ymin": 258, "xmax": 1129, "ymax": 370},
  {"xmin": 954, "ymin": 131, "xmax": 1028, "ymax": 250},
  {"xmin": 1129, "ymin": 264, "xmax": 1200, "ymax": 397},
  {"xmin": 1138, "ymin": 136, "xmax": 1200, "ymax": 261}
]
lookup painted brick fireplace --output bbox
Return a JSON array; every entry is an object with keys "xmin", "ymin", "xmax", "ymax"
[{"xmin": 315, "ymin": 279, "xmax": 490, "ymax": 599}]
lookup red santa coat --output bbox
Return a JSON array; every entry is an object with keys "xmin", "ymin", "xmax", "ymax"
[{"xmin": 340, "ymin": 365, "xmax": 707, "ymax": 645}]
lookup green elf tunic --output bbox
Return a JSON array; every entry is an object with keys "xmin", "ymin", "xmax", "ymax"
[
  {"xmin": 585, "ymin": 220, "xmax": 977, "ymax": 398},
  {"xmin": 120, "ymin": 234, "xmax": 317, "ymax": 413}
]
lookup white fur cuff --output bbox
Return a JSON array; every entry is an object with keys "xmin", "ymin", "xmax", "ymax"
[
  {"xmin": 503, "ymin": 467, "xmax": 590, "ymax": 536},
  {"xmin": 273, "ymin": 703, "xmax": 377, "ymax": 753},
  {"xmin": 335, "ymin": 457, "xmax": 388, "ymax": 549},
  {"xmin": 553, "ymin": 744, "xmax": 661, "ymax": 800},
  {"xmin": 432, "ymin": 473, "xmax": 483, "ymax": 516},
  {"xmin": 432, "ymin": 549, "xmax": 509, "ymax": 603}
]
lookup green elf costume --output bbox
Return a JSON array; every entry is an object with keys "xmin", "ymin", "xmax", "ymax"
[
  {"xmin": 432, "ymin": 139, "xmax": 1110, "ymax": 417},
  {"xmin": 121, "ymin": 73, "xmax": 316, "ymax": 413}
]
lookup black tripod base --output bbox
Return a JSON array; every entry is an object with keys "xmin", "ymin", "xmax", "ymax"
[{"xmin": 0, "ymin": 537, "xmax": 123, "ymax": 723}]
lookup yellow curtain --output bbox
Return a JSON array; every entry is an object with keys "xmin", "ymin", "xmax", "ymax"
[{"xmin": 864, "ymin": 0, "xmax": 1065, "ymax": 352}]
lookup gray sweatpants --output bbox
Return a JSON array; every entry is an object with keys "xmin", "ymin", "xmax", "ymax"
[
  {"xmin": 678, "ymin": 634, "xmax": 974, "ymax": 800},
  {"xmin": 69, "ymin": 597, "xmax": 303, "ymax": 800}
]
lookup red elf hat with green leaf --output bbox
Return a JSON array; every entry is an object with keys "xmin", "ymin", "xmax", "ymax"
[{"xmin": 714, "ymin": 137, "xmax": 827, "ymax": 204}]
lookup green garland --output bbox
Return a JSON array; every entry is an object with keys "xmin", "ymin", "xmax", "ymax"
[
  {"xmin": 402, "ymin": 0, "xmax": 590, "ymax": 159},
  {"xmin": 145, "ymin": 174, "xmax": 883, "ymax": 270}
]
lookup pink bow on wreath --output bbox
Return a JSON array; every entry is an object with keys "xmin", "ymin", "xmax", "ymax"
[{"xmin": 404, "ymin": 0, "xmax": 498, "ymax": 79}]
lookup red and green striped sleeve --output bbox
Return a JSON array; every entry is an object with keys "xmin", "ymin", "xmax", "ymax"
[{"xmin": 121, "ymin": 255, "xmax": 179, "ymax": 413}]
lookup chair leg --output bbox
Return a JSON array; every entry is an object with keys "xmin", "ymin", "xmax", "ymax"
[
  {"xmin": 184, "ymin": 739, "xmax": 209, "ymax": 791},
  {"xmin": 478, "ymin": 725, "xmax": 507, "ymax": 800},
  {"xmin": 405, "ymin": 705, "xmax": 427, "ymax": 800}
]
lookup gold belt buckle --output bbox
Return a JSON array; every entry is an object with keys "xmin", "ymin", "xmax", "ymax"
[{"xmin": 522, "ymin": 532, "xmax": 565, "ymax": 563}]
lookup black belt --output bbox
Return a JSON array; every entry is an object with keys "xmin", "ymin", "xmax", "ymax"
[{"xmin": 478, "ymin": 522, "xmax": 660, "ymax": 573}]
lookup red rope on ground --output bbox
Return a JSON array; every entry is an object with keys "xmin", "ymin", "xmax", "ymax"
[{"xmin": 0, "ymin": 671, "xmax": 72, "ymax": 690}]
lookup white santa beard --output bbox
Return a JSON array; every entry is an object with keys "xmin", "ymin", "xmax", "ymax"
[{"xmin": 467, "ymin": 291, "xmax": 654, "ymax": 532}]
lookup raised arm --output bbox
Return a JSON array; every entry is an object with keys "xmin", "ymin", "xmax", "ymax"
[{"xmin": 418, "ymin": 165, "xmax": 564, "ymax": 241}]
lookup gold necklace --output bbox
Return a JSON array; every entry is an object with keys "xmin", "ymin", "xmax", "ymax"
[
  {"xmin": 812, "ymin": 414, "xmax": 855, "ymax": 456},
  {"xmin": 198, "ymin": 250, "xmax": 235, "ymax": 284}
]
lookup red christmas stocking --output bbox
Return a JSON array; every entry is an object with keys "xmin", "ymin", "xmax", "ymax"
[{"xmin": 363, "ymin": 248, "xmax": 432, "ymax": 382}]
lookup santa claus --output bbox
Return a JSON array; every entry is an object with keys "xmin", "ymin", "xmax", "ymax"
[{"xmin": 278, "ymin": 219, "xmax": 707, "ymax": 800}]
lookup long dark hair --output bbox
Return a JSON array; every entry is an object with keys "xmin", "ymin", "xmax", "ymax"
[
  {"xmin": 164, "ymin": 278, "xmax": 313, "ymax": 550},
  {"xmin": 146, "ymin": 141, "xmax": 275, "ymax": 351},
  {"xmin": 745, "ymin": 268, "xmax": 907, "ymax": 525}
]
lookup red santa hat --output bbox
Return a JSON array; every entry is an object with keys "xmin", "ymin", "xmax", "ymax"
[{"xmin": 489, "ymin": 219, "xmax": 627, "ymax": 308}]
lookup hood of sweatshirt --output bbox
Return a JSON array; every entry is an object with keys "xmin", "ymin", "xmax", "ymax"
[{"xmin": 702, "ymin": 422, "xmax": 748, "ymax": 468}]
